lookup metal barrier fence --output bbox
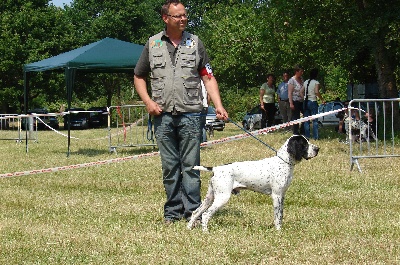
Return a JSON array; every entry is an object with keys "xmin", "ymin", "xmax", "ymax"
[
  {"xmin": 349, "ymin": 98, "xmax": 400, "ymax": 172},
  {"xmin": 0, "ymin": 114, "xmax": 19, "ymax": 131},
  {"xmin": 108, "ymin": 105, "xmax": 156, "ymax": 153},
  {"xmin": 0, "ymin": 114, "xmax": 38, "ymax": 142}
]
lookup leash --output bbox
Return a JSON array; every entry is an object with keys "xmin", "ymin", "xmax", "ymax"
[
  {"xmin": 147, "ymin": 114, "xmax": 154, "ymax": 141},
  {"xmin": 227, "ymin": 118, "xmax": 291, "ymax": 164},
  {"xmin": 227, "ymin": 118, "xmax": 292, "ymax": 164},
  {"xmin": 227, "ymin": 118, "xmax": 278, "ymax": 153}
]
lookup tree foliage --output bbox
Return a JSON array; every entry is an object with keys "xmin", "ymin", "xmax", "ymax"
[
  {"xmin": 0, "ymin": 1, "xmax": 76, "ymax": 112},
  {"xmin": 194, "ymin": 0, "xmax": 399, "ymax": 124}
]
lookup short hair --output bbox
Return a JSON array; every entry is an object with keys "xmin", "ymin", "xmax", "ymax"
[
  {"xmin": 309, "ymin": 68, "xmax": 319, "ymax": 79},
  {"xmin": 161, "ymin": 0, "xmax": 181, "ymax": 16},
  {"xmin": 293, "ymin": 64, "xmax": 303, "ymax": 73},
  {"xmin": 266, "ymin": 73, "xmax": 275, "ymax": 80}
]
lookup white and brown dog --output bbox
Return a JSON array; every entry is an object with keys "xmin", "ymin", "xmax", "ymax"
[{"xmin": 187, "ymin": 135, "xmax": 319, "ymax": 232}]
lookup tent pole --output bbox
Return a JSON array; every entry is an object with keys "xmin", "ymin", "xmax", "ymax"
[
  {"xmin": 66, "ymin": 68, "xmax": 76, "ymax": 157},
  {"xmin": 23, "ymin": 71, "xmax": 29, "ymax": 153},
  {"xmin": 66, "ymin": 68, "xmax": 71, "ymax": 157}
]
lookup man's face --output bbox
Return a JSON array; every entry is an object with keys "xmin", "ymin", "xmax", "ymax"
[
  {"xmin": 283, "ymin": 73, "xmax": 289, "ymax": 81},
  {"xmin": 164, "ymin": 3, "xmax": 188, "ymax": 32}
]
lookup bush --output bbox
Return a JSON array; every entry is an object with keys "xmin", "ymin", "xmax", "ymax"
[{"xmin": 219, "ymin": 87, "xmax": 260, "ymax": 122}]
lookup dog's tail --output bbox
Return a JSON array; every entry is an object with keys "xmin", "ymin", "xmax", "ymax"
[{"xmin": 193, "ymin": 165, "xmax": 213, "ymax": 172}]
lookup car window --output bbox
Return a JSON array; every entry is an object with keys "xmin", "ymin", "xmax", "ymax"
[
  {"xmin": 327, "ymin": 102, "xmax": 335, "ymax": 111},
  {"xmin": 73, "ymin": 113, "xmax": 87, "ymax": 118},
  {"xmin": 333, "ymin": 103, "xmax": 343, "ymax": 111},
  {"xmin": 207, "ymin": 107, "xmax": 216, "ymax": 115},
  {"xmin": 28, "ymin": 109, "xmax": 48, "ymax": 114}
]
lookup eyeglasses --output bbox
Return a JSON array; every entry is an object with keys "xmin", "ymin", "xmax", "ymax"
[{"xmin": 167, "ymin": 14, "xmax": 188, "ymax": 20}]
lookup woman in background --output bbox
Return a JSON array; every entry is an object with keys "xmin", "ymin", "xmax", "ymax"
[
  {"xmin": 259, "ymin": 73, "xmax": 277, "ymax": 128},
  {"xmin": 300, "ymin": 68, "xmax": 325, "ymax": 140},
  {"xmin": 288, "ymin": 65, "xmax": 304, "ymax": 135}
]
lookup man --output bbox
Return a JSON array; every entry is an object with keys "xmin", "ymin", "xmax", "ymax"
[
  {"xmin": 134, "ymin": 0, "xmax": 228, "ymax": 225},
  {"xmin": 277, "ymin": 71, "xmax": 292, "ymax": 127}
]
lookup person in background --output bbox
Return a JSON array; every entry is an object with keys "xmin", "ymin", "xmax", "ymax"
[
  {"xmin": 133, "ymin": 0, "xmax": 228, "ymax": 225},
  {"xmin": 288, "ymin": 65, "xmax": 304, "ymax": 135},
  {"xmin": 300, "ymin": 68, "xmax": 325, "ymax": 140},
  {"xmin": 277, "ymin": 71, "xmax": 292, "ymax": 129},
  {"xmin": 259, "ymin": 73, "xmax": 277, "ymax": 128}
]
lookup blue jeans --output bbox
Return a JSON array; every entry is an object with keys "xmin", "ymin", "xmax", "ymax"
[
  {"xmin": 303, "ymin": 100, "xmax": 319, "ymax": 140},
  {"xmin": 291, "ymin": 101, "xmax": 303, "ymax": 135},
  {"xmin": 153, "ymin": 113, "xmax": 202, "ymax": 221},
  {"xmin": 201, "ymin": 107, "xmax": 208, "ymax": 142}
]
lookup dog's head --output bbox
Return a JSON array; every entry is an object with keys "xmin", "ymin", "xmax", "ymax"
[{"xmin": 281, "ymin": 135, "xmax": 319, "ymax": 162}]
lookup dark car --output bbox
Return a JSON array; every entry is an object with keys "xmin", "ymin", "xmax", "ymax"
[
  {"xmin": 88, "ymin": 107, "xmax": 108, "ymax": 128},
  {"xmin": 63, "ymin": 108, "xmax": 89, "ymax": 129},
  {"xmin": 206, "ymin": 106, "xmax": 225, "ymax": 131},
  {"xmin": 22, "ymin": 108, "xmax": 59, "ymax": 130},
  {"xmin": 242, "ymin": 103, "xmax": 282, "ymax": 130}
]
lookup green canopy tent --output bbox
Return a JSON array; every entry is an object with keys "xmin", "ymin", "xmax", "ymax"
[{"xmin": 23, "ymin": 37, "xmax": 144, "ymax": 155}]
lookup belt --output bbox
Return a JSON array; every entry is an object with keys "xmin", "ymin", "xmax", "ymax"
[
  {"xmin": 171, "ymin": 108, "xmax": 180, "ymax": 115},
  {"xmin": 164, "ymin": 110, "xmax": 201, "ymax": 116},
  {"xmin": 280, "ymin": 99, "xmax": 289, "ymax": 102}
]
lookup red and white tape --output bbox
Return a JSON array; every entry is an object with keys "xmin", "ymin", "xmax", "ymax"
[
  {"xmin": 0, "ymin": 151, "xmax": 160, "ymax": 179},
  {"xmin": 200, "ymin": 107, "xmax": 348, "ymax": 148},
  {"xmin": 1, "ymin": 108, "xmax": 347, "ymax": 179}
]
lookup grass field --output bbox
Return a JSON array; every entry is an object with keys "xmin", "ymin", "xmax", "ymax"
[{"xmin": 0, "ymin": 124, "xmax": 399, "ymax": 264}]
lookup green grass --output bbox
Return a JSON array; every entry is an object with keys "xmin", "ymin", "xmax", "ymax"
[{"xmin": 1, "ymin": 125, "xmax": 399, "ymax": 264}]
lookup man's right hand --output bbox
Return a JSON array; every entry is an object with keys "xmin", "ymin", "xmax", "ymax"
[{"xmin": 145, "ymin": 100, "xmax": 163, "ymax": 116}]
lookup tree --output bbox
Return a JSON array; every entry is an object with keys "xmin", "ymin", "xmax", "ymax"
[
  {"xmin": 268, "ymin": 0, "xmax": 400, "ymax": 128},
  {"xmin": 0, "ymin": 1, "xmax": 76, "ymax": 112},
  {"xmin": 195, "ymin": 2, "xmax": 280, "ymax": 93},
  {"xmin": 62, "ymin": 0, "xmax": 163, "ymax": 106},
  {"xmin": 194, "ymin": 0, "xmax": 399, "ymax": 126}
]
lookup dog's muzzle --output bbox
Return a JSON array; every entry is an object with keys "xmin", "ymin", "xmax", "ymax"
[{"xmin": 305, "ymin": 145, "xmax": 319, "ymax": 159}]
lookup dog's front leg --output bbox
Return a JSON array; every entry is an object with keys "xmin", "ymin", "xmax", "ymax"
[{"xmin": 271, "ymin": 193, "xmax": 285, "ymax": 230}]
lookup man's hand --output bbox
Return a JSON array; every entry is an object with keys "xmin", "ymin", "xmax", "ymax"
[
  {"xmin": 134, "ymin": 75, "xmax": 163, "ymax": 116},
  {"xmin": 145, "ymin": 100, "xmax": 163, "ymax": 116},
  {"xmin": 215, "ymin": 107, "xmax": 228, "ymax": 121}
]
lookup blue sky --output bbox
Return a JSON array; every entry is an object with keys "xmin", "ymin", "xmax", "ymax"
[{"xmin": 50, "ymin": 0, "xmax": 73, "ymax": 7}]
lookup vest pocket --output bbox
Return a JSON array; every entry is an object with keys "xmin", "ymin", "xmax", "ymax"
[
  {"xmin": 183, "ymin": 77, "xmax": 200, "ymax": 105},
  {"xmin": 151, "ymin": 77, "xmax": 165, "ymax": 105},
  {"xmin": 150, "ymin": 51, "xmax": 165, "ymax": 68},
  {"xmin": 180, "ymin": 53, "xmax": 196, "ymax": 68}
]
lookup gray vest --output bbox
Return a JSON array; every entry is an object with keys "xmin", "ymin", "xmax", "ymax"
[{"xmin": 149, "ymin": 31, "xmax": 203, "ymax": 113}]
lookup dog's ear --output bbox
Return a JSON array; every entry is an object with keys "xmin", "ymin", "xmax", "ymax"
[{"xmin": 287, "ymin": 135, "xmax": 308, "ymax": 161}]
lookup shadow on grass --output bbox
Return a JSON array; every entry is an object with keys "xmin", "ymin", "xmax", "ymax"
[{"xmin": 52, "ymin": 146, "xmax": 158, "ymax": 157}]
